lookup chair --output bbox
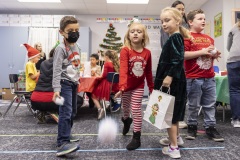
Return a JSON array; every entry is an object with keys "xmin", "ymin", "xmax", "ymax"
[
  {"xmin": 101, "ymin": 72, "xmax": 121, "ymax": 117},
  {"xmin": 213, "ymin": 66, "xmax": 219, "ymax": 73},
  {"xmin": 2, "ymin": 74, "xmax": 35, "ymax": 118}
]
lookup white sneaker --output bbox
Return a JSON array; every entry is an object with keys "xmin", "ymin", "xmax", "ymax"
[
  {"xmin": 179, "ymin": 121, "xmax": 188, "ymax": 129},
  {"xmin": 159, "ymin": 136, "xmax": 184, "ymax": 146},
  {"xmin": 231, "ymin": 120, "xmax": 240, "ymax": 128},
  {"xmin": 162, "ymin": 145, "xmax": 181, "ymax": 159}
]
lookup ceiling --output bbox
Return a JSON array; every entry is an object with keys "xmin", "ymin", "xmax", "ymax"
[{"xmin": 0, "ymin": 0, "xmax": 209, "ymax": 16}]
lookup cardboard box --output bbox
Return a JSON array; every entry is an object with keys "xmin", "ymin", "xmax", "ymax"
[{"xmin": 2, "ymin": 88, "xmax": 15, "ymax": 100}]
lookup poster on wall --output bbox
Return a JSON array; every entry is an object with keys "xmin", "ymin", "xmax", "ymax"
[
  {"xmin": 232, "ymin": 9, "xmax": 240, "ymax": 25},
  {"xmin": 214, "ymin": 13, "xmax": 222, "ymax": 38}
]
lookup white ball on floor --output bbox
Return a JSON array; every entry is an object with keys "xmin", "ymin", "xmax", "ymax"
[{"xmin": 98, "ymin": 117, "xmax": 118, "ymax": 144}]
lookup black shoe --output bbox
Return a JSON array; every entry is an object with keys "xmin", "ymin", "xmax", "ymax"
[
  {"xmin": 126, "ymin": 131, "xmax": 141, "ymax": 150},
  {"xmin": 70, "ymin": 135, "xmax": 80, "ymax": 142},
  {"xmin": 122, "ymin": 117, "xmax": 133, "ymax": 136},
  {"xmin": 185, "ymin": 125, "xmax": 197, "ymax": 140},
  {"xmin": 56, "ymin": 142, "xmax": 80, "ymax": 157},
  {"xmin": 206, "ymin": 126, "xmax": 224, "ymax": 142}
]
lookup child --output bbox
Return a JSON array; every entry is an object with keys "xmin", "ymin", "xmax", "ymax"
[
  {"xmin": 34, "ymin": 42, "xmax": 46, "ymax": 70},
  {"xmin": 154, "ymin": 7, "xmax": 191, "ymax": 159},
  {"xmin": 84, "ymin": 53, "xmax": 101, "ymax": 108},
  {"xmin": 160, "ymin": 0, "xmax": 189, "ymax": 48},
  {"xmin": 23, "ymin": 43, "xmax": 41, "ymax": 92},
  {"xmin": 91, "ymin": 50, "xmax": 120, "ymax": 120},
  {"xmin": 114, "ymin": 22, "xmax": 154, "ymax": 150},
  {"xmin": 184, "ymin": 9, "xmax": 224, "ymax": 142},
  {"xmin": 52, "ymin": 16, "xmax": 81, "ymax": 157}
]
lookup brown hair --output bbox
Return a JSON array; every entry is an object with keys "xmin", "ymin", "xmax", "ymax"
[
  {"xmin": 124, "ymin": 22, "xmax": 149, "ymax": 49},
  {"xmin": 171, "ymin": 0, "xmax": 188, "ymax": 27},
  {"xmin": 187, "ymin": 9, "xmax": 204, "ymax": 22},
  {"xmin": 60, "ymin": 16, "xmax": 78, "ymax": 31},
  {"xmin": 104, "ymin": 50, "xmax": 120, "ymax": 72},
  {"xmin": 161, "ymin": 7, "xmax": 191, "ymax": 38}
]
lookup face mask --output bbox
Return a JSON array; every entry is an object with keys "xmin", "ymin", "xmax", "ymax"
[{"xmin": 66, "ymin": 31, "xmax": 79, "ymax": 43}]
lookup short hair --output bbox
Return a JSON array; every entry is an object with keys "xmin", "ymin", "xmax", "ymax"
[
  {"xmin": 90, "ymin": 53, "xmax": 99, "ymax": 60},
  {"xmin": 60, "ymin": 16, "xmax": 78, "ymax": 31},
  {"xmin": 187, "ymin": 9, "xmax": 204, "ymax": 22}
]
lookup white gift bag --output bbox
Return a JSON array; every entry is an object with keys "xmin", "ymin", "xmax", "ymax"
[{"xmin": 143, "ymin": 88, "xmax": 175, "ymax": 130}]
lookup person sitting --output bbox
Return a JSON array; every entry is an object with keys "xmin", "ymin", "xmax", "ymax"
[
  {"xmin": 30, "ymin": 48, "xmax": 59, "ymax": 123},
  {"xmin": 83, "ymin": 53, "xmax": 101, "ymax": 108},
  {"xmin": 23, "ymin": 43, "xmax": 41, "ymax": 92},
  {"xmin": 91, "ymin": 50, "xmax": 119, "ymax": 120}
]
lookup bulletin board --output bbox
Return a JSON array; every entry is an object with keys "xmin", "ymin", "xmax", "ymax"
[{"xmin": 214, "ymin": 13, "xmax": 222, "ymax": 38}]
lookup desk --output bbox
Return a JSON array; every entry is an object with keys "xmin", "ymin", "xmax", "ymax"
[{"xmin": 215, "ymin": 75, "xmax": 229, "ymax": 104}]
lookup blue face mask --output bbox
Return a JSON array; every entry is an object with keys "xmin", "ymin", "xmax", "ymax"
[{"xmin": 66, "ymin": 31, "xmax": 79, "ymax": 43}]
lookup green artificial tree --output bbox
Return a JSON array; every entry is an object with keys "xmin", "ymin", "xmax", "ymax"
[{"xmin": 99, "ymin": 23, "xmax": 123, "ymax": 52}]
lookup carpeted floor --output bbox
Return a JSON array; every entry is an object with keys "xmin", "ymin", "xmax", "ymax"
[{"xmin": 0, "ymin": 99, "xmax": 239, "ymax": 160}]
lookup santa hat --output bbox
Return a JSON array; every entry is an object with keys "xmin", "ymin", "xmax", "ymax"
[
  {"xmin": 68, "ymin": 52, "xmax": 80, "ymax": 61},
  {"xmin": 21, "ymin": 43, "xmax": 40, "ymax": 59}
]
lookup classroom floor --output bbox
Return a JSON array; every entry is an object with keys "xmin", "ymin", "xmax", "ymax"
[{"xmin": 0, "ymin": 99, "xmax": 239, "ymax": 160}]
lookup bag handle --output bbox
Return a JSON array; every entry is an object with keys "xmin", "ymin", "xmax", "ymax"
[{"xmin": 159, "ymin": 86, "xmax": 171, "ymax": 94}]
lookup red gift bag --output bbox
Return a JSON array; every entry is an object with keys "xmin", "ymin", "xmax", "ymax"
[{"xmin": 78, "ymin": 77, "xmax": 98, "ymax": 92}]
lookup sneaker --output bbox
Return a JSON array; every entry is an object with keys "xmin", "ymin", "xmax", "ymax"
[
  {"xmin": 179, "ymin": 121, "xmax": 188, "ymax": 129},
  {"xmin": 97, "ymin": 108, "xmax": 105, "ymax": 120},
  {"xmin": 56, "ymin": 142, "xmax": 80, "ymax": 157},
  {"xmin": 49, "ymin": 113, "xmax": 59, "ymax": 123},
  {"xmin": 70, "ymin": 135, "xmax": 80, "ymax": 142},
  {"xmin": 112, "ymin": 103, "xmax": 121, "ymax": 112},
  {"xmin": 206, "ymin": 126, "xmax": 224, "ymax": 142},
  {"xmin": 159, "ymin": 136, "xmax": 184, "ymax": 146},
  {"xmin": 162, "ymin": 145, "xmax": 181, "ymax": 159},
  {"xmin": 185, "ymin": 125, "xmax": 197, "ymax": 140},
  {"xmin": 231, "ymin": 120, "xmax": 240, "ymax": 128}
]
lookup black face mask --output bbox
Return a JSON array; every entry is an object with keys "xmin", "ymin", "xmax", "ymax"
[{"xmin": 66, "ymin": 31, "xmax": 79, "ymax": 43}]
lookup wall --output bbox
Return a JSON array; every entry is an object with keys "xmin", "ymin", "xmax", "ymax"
[
  {"xmin": 0, "ymin": 26, "xmax": 28, "ymax": 89},
  {"xmin": 202, "ymin": 0, "xmax": 240, "ymax": 70}
]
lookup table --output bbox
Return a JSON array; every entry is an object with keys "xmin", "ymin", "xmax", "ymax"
[
  {"xmin": 78, "ymin": 77, "xmax": 98, "ymax": 93},
  {"xmin": 215, "ymin": 75, "xmax": 229, "ymax": 104}
]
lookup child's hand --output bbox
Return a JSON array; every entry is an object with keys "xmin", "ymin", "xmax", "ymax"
[
  {"xmin": 212, "ymin": 51, "xmax": 221, "ymax": 62},
  {"xmin": 162, "ymin": 76, "xmax": 172, "ymax": 87},
  {"xmin": 114, "ymin": 91, "xmax": 122, "ymax": 99},
  {"xmin": 52, "ymin": 92, "xmax": 60, "ymax": 102}
]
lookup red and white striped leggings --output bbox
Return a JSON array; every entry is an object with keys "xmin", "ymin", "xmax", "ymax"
[{"xmin": 122, "ymin": 88, "xmax": 144, "ymax": 132}]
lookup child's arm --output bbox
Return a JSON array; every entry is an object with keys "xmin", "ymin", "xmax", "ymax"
[
  {"xmin": 29, "ymin": 71, "xmax": 40, "ymax": 80},
  {"xmin": 184, "ymin": 38, "xmax": 215, "ymax": 60},
  {"xmin": 227, "ymin": 31, "xmax": 233, "ymax": 52},
  {"xmin": 145, "ymin": 51, "xmax": 154, "ymax": 93}
]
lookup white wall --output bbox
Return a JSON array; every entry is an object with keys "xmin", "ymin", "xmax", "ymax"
[
  {"xmin": 76, "ymin": 15, "xmax": 159, "ymax": 54},
  {"xmin": 202, "ymin": 0, "xmax": 240, "ymax": 70}
]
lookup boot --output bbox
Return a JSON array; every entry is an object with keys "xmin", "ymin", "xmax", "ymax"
[
  {"xmin": 121, "ymin": 117, "xmax": 133, "ymax": 135},
  {"xmin": 126, "ymin": 131, "xmax": 141, "ymax": 150}
]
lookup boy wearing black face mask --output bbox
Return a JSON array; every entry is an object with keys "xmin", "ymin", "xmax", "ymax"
[{"xmin": 52, "ymin": 16, "xmax": 81, "ymax": 157}]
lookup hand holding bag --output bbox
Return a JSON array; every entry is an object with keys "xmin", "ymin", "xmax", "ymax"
[{"xmin": 143, "ymin": 87, "xmax": 175, "ymax": 130}]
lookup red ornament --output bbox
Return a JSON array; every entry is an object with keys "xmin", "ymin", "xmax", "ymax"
[{"xmin": 109, "ymin": 23, "xmax": 113, "ymax": 27}]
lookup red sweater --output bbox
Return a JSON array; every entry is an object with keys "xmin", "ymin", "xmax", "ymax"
[
  {"xmin": 184, "ymin": 32, "xmax": 215, "ymax": 78},
  {"xmin": 119, "ymin": 47, "xmax": 154, "ymax": 93}
]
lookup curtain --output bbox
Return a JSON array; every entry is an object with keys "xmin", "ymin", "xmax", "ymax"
[{"xmin": 27, "ymin": 27, "xmax": 59, "ymax": 59}]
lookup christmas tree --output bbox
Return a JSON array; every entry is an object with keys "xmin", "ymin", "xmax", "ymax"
[{"xmin": 99, "ymin": 23, "xmax": 123, "ymax": 52}]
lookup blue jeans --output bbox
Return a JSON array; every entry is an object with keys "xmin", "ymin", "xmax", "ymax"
[
  {"xmin": 57, "ymin": 80, "xmax": 77, "ymax": 146},
  {"xmin": 227, "ymin": 61, "xmax": 240, "ymax": 120},
  {"xmin": 186, "ymin": 78, "xmax": 216, "ymax": 128}
]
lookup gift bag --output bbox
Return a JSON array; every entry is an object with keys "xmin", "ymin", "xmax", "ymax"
[
  {"xmin": 143, "ymin": 88, "xmax": 175, "ymax": 130},
  {"xmin": 78, "ymin": 77, "xmax": 98, "ymax": 92}
]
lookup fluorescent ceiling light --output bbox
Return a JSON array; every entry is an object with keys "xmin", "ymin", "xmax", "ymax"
[
  {"xmin": 107, "ymin": 0, "xmax": 149, "ymax": 4},
  {"xmin": 18, "ymin": 0, "xmax": 61, "ymax": 2}
]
